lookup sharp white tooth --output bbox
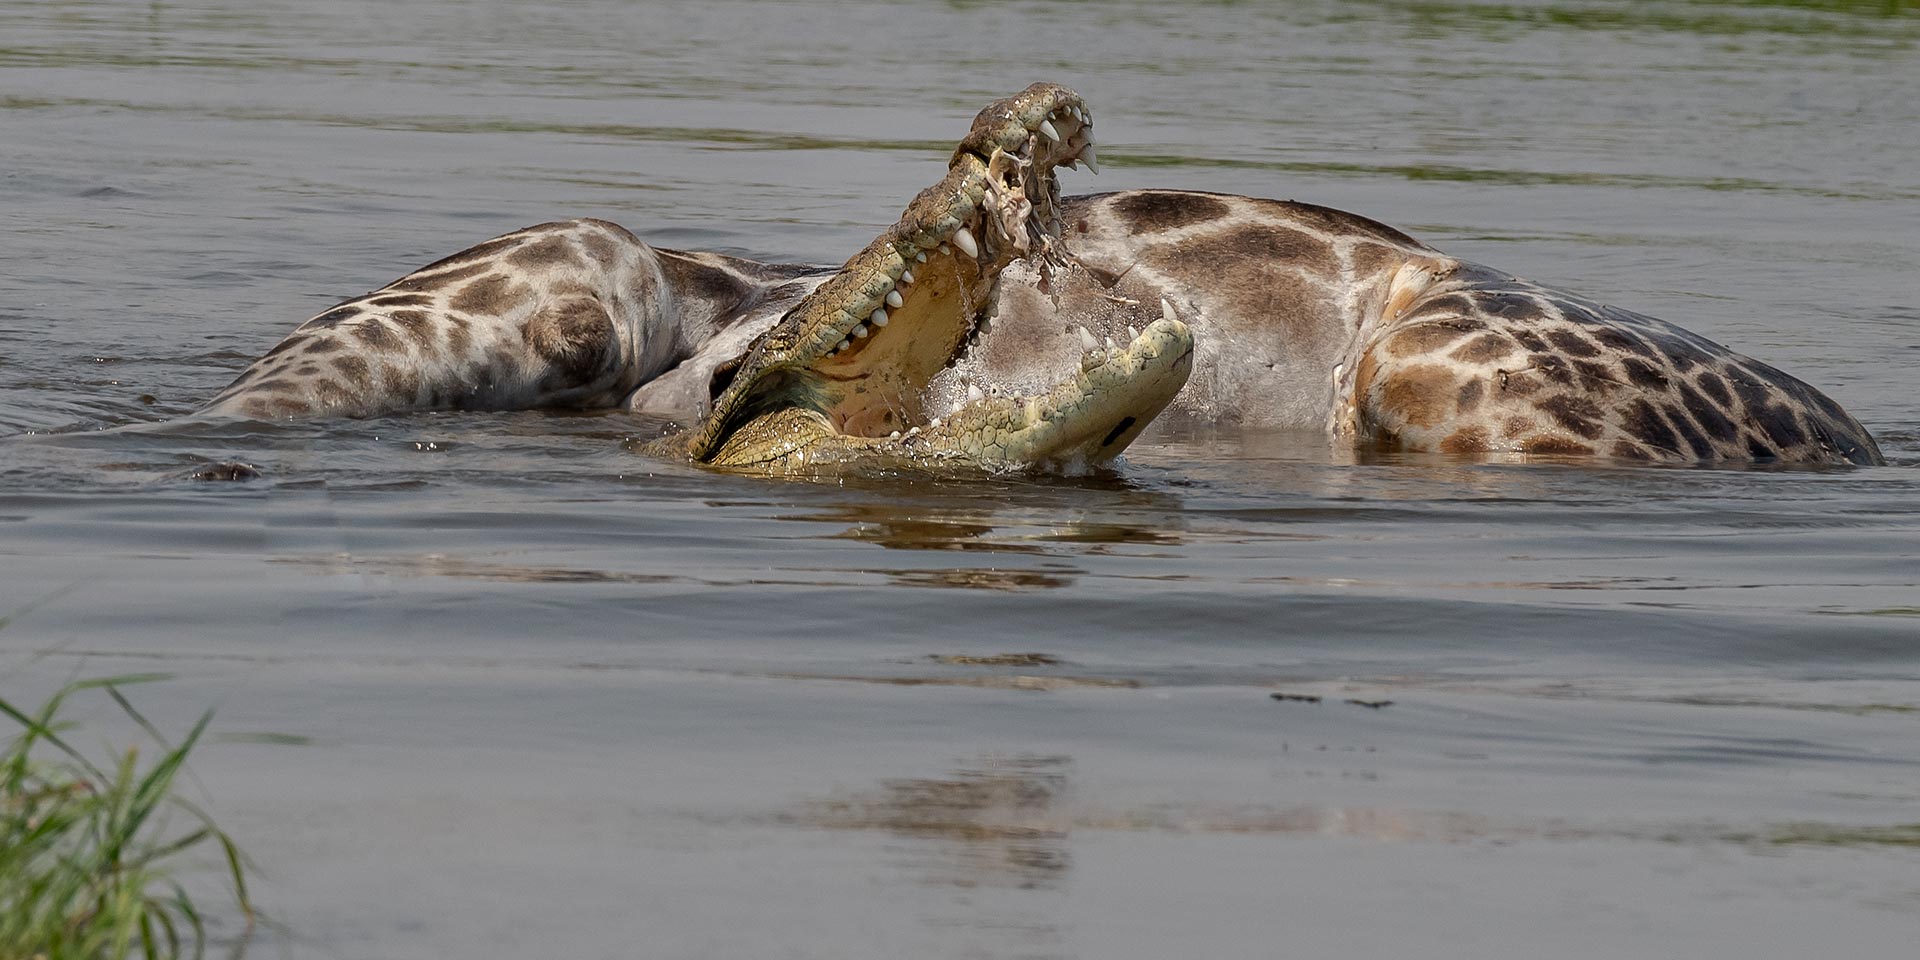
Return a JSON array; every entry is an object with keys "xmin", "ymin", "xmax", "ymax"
[
  {"xmin": 852, "ymin": 323, "xmax": 869, "ymax": 339},
  {"xmin": 907, "ymin": 426, "xmax": 920, "ymax": 436},
  {"xmin": 915, "ymin": 251, "xmax": 927, "ymax": 262},
  {"xmin": 1025, "ymin": 398, "xmax": 1041, "ymax": 421},
  {"xmin": 952, "ymin": 227, "xmax": 979, "ymax": 259},
  {"xmin": 901, "ymin": 269, "xmax": 914, "ymax": 284},
  {"xmin": 1071, "ymin": 105, "xmax": 1085, "ymax": 123},
  {"xmin": 1038, "ymin": 119, "xmax": 1061, "ymax": 142},
  {"xmin": 1075, "ymin": 325, "xmax": 1099, "ymax": 353},
  {"xmin": 1161, "ymin": 298, "xmax": 1178, "ymax": 323},
  {"xmin": 837, "ymin": 338, "xmax": 852, "ymax": 351},
  {"xmin": 930, "ymin": 418, "xmax": 942, "ymax": 428},
  {"xmin": 889, "ymin": 430, "xmax": 901, "ymax": 439},
  {"xmin": 1332, "ymin": 363, "xmax": 1345, "ymax": 381},
  {"xmin": 978, "ymin": 316, "xmax": 993, "ymax": 334},
  {"xmin": 870, "ymin": 308, "xmax": 888, "ymax": 327},
  {"xmin": 886, "ymin": 290, "xmax": 903, "ymax": 309},
  {"xmin": 1105, "ymin": 336, "xmax": 1118, "ymax": 351},
  {"xmin": 968, "ymin": 383, "xmax": 985, "ymax": 403},
  {"xmin": 939, "ymin": 244, "xmax": 951, "ymax": 256},
  {"xmin": 1080, "ymin": 144, "xmax": 1100, "ymax": 174},
  {"xmin": 1127, "ymin": 325, "xmax": 1140, "ymax": 340}
]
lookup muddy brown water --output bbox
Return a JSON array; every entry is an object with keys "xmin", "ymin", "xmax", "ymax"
[{"xmin": 3, "ymin": 1, "xmax": 1918, "ymax": 956}]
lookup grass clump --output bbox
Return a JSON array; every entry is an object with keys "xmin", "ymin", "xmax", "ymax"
[{"xmin": 1, "ymin": 675, "xmax": 254, "ymax": 960}]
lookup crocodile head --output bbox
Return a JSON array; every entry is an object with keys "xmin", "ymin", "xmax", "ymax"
[{"xmin": 659, "ymin": 82, "xmax": 1194, "ymax": 475}]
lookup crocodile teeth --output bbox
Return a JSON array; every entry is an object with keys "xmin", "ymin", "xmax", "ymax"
[
  {"xmin": 1081, "ymin": 144, "xmax": 1100, "ymax": 174},
  {"xmin": 1127, "ymin": 325, "xmax": 1140, "ymax": 340},
  {"xmin": 1038, "ymin": 119, "xmax": 1060, "ymax": 142},
  {"xmin": 968, "ymin": 383, "xmax": 985, "ymax": 403},
  {"xmin": 1105, "ymin": 336, "xmax": 1118, "ymax": 351},
  {"xmin": 1332, "ymin": 363, "xmax": 1344, "ymax": 381},
  {"xmin": 900, "ymin": 269, "xmax": 914, "ymax": 284},
  {"xmin": 915, "ymin": 251, "xmax": 927, "ymax": 263},
  {"xmin": 837, "ymin": 337, "xmax": 852, "ymax": 352},
  {"xmin": 939, "ymin": 244, "xmax": 951, "ymax": 256},
  {"xmin": 870, "ymin": 308, "xmax": 888, "ymax": 327},
  {"xmin": 977, "ymin": 315, "xmax": 993, "ymax": 334},
  {"xmin": 1161, "ymin": 298, "xmax": 1179, "ymax": 323},
  {"xmin": 852, "ymin": 323, "xmax": 869, "ymax": 339},
  {"xmin": 886, "ymin": 290, "xmax": 903, "ymax": 309},
  {"xmin": 1074, "ymin": 324, "xmax": 1099, "ymax": 353},
  {"xmin": 952, "ymin": 227, "xmax": 979, "ymax": 259},
  {"xmin": 889, "ymin": 430, "xmax": 901, "ymax": 439}
]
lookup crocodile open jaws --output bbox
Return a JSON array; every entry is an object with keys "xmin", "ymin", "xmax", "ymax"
[{"xmin": 649, "ymin": 83, "xmax": 1194, "ymax": 475}]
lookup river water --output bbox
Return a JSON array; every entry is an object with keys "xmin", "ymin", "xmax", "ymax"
[{"xmin": 2, "ymin": 1, "xmax": 1918, "ymax": 956}]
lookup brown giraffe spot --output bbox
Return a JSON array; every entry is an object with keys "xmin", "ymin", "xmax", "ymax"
[
  {"xmin": 300, "ymin": 307, "xmax": 362, "ymax": 330},
  {"xmin": 258, "ymin": 396, "xmax": 310, "ymax": 419},
  {"xmin": 264, "ymin": 335, "xmax": 309, "ymax": 357},
  {"xmin": 1456, "ymin": 378, "xmax": 1485, "ymax": 414},
  {"xmin": 1451, "ymin": 333, "xmax": 1517, "ymax": 364},
  {"xmin": 1401, "ymin": 294, "xmax": 1474, "ymax": 323},
  {"xmin": 1659, "ymin": 337, "xmax": 1715, "ymax": 374},
  {"xmin": 1375, "ymin": 364, "xmax": 1457, "ymax": 429},
  {"xmin": 302, "ymin": 338, "xmax": 343, "ymax": 354},
  {"xmin": 1521, "ymin": 435, "xmax": 1593, "ymax": 456},
  {"xmin": 1163, "ymin": 225, "xmax": 1336, "ymax": 279},
  {"xmin": 1110, "ymin": 192, "xmax": 1232, "ymax": 233},
  {"xmin": 1752, "ymin": 403, "xmax": 1808, "ymax": 450},
  {"xmin": 1592, "ymin": 327, "xmax": 1656, "ymax": 357},
  {"xmin": 523, "ymin": 297, "xmax": 616, "ymax": 385},
  {"xmin": 449, "ymin": 274, "xmax": 529, "ymax": 315},
  {"xmin": 486, "ymin": 346, "xmax": 523, "ymax": 384},
  {"xmin": 409, "ymin": 237, "xmax": 521, "ymax": 275},
  {"xmin": 388, "ymin": 309, "xmax": 439, "ymax": 348},
  {"xmin": 370, "ymin": 293, "xmax": 435, "ymax": 308},
  {"xmin": 1439, "ymin": 426, "xmax": 1490, "ymax": 454},
  {"xmin": 312, "ymin": 380, "xmax": 353, "ymax": 406},
  {"xmin": 1510, "ymin": 329, "xmax": 1549, "ymax": 352},
  {"xmin": 333, "ymin": 355, "xmax": 372, "ymax": 388},
  {"xmin": 1502, "ymin": 415, "xmax": 1536, "ymax": 438},
  {"xmin": 294, "ymin": 364, "xmax": 320, "ymax": 376},
  {"xmin": 1269, "ymin": 200, "xmax": 1424, "ymax": 247},
  {"xmin": 1694, "ymin": 369, "xmax": 1732, "ymax": 406},
  {"xmin": 1746, "ymin": 434, "xmax": 1779, "ymax": 460},
  {"xmin": 1345, "ymin": 242, "xmax": 1405, "ymax": 281},
  {"xmin": 445, "ymin": 315, "xmax": 472, "ymax": 358},
  {"xmin": 1610, "ymin": 440, "xmax": 1654, "ymax": 462},
  {"xmin": 1530, "ymin": 354, "xmax": 1575, "ymax": 387},
  {"xmin": 1536, "ymin": 393, "xmax": 1605, "ymax": 439},
  {"xmin": 1474, "ymin": 293, "xmax": 1548, "ymax": 322},
  {"xmin": 1620, "ymin": 357, "xmax": 1670, "ymax": 390},
  {"xmin": 383, "ymin": 365, "xmax": 422, "ymax": 405},
  {"xmin": 1387, "ymin": 322, "xmax": 1479, "ymax": 360},
  {"xmin": 1662, "ymin": 404, "xmax": 1716, "ymax": 458},
  {"xmin": 390, "ymin": 260, "xmax": 495, "ymax": 293},
  {"xmin": 1622, "ymin": 398, "xmax": 1682, "ymax": 454},
  {"xmin": 353, "ymin": 318, "xmax": 402, "ymax": 350},
  {"xmin": 249, "ymin": 377, "xmax": 296, "ymax": 392},
  {"xmin": 579, "ymin": 232, "xmax": 620, "ymax": 265},
  {"xmin": 1497, "ymin": 369, "xmax": 1543, "ymax": 397},
  {"xmin": 658, "ymin": 254, "xmax": 750, "ymax": 308},
  {"xmin": 1677, "ymin": 381, "xmax": 1739, "ymax": 442},
  {"xmin": 508, "ymin": 236, "xmax": 584, "ymax": 269},
  {"xmin": 1571, "ymin": 359, "xmax": 1619, "ymax": 393},
  {"xmin": 1546, "ymin": 329, "xmax": 1602, "ymax": 358}
]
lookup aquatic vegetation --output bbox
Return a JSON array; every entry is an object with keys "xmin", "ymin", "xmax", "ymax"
[{"xmin": 0, "ymin": 676, "xmax": 254, "ymax": 960}]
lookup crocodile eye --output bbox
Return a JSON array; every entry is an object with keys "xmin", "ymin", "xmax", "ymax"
[{"xmin": 708, "ymin": 357, "xmax": 742, "ymax": 402}]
